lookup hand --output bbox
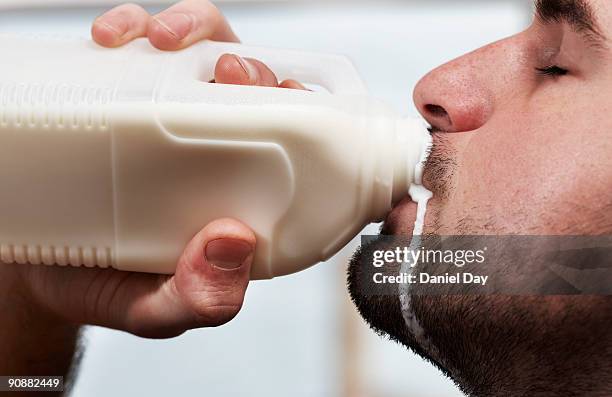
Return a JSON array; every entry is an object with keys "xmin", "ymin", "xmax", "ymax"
[
  {"xmin": 15, "ymin": 218, "xmax": 255, "ymax": 338},
  {"xmin": 92, "ymin": 0, "xmax": 307, "ymax": 89}
]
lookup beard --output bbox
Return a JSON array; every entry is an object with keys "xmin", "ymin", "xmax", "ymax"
[
  {"xmin": 347, "ymin": 233, "xmax": 612, "ymax": 396},
  {"xmin": 346, "ymin": 134, "xmax": 612, "ymax": 396}
]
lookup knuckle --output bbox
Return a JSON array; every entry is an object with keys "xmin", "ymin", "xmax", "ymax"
[
  {"xmin": 191, "ymin": 0, "xmax": 222, "ymax": 24},
  {"xmin": 115, "ymin": 2, "xmax": 145, "ymax": 14},
  {"xmin": 191, "ymin": 291, "xmax": 244, "ymax": 326},
  {"xmin": 103, "ymin": 3, "xmax": 140, "ymax": 20},
  {"xmin": 194, "ymin": 0, "xmax": 219, "ymax": 12}
]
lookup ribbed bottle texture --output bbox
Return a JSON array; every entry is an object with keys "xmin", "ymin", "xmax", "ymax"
[
  {"xmin": 0, "ymin": 243, "xmax": 114, "ymax": 268},
  {"xmin": 0, "ymin": 82, "xmax": 111, "ymax": 130}
]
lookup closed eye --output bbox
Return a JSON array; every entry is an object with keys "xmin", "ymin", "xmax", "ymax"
[{"xmin": 535, "ymin": 65, "xmax": 569, "ymax": 77}]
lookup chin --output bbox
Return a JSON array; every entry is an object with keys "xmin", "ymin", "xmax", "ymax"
[
  {"xmin": 346, "ymin": 193, "xmax": 434, "ymax": 358},
  {"xmin": 346, "ymin": 236, "xmax": 434, "ymax": 360},
  {"xmin": 346, "ymin": 211, "xmax": 450, "ymax": 384},
  {"xmin": 346, "ymin": 194, "xmax": 427, "ymax": 349}
]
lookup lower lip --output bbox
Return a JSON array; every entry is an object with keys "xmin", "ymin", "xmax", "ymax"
[{"xmin": 385, "ymin": 196, "xmax": 419, "ymax": 235}]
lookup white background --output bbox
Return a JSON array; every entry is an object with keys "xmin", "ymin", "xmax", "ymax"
[{"xmin": 0, "ymin": 2, "xmax": 530, "ymax": 396}]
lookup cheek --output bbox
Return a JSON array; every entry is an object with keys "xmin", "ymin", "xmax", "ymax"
[
  {"xmin": 447, "ymin": 131, "xmax": 540, "ymax": 233},
  {"xmin": 446, "ymin": 103, "xmax": 611, "ymax": 234}
]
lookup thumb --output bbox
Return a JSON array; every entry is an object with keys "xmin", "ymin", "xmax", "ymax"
[{"xmin": 173, "ymin": 218, "xmax": 256, "ymax": 328}]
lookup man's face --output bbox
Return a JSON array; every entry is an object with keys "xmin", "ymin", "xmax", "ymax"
[
  {"xmin": 349, "ymin": 0, "xmax": 612, "ymax": 394},
  {"xmin": 388, "ymin": 0, "xmax": 612, "ymax": 237}
]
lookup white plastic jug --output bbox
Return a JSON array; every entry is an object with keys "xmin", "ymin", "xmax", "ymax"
[{"xmin": 0, "ymin": 33, "xmax": 429, "ymax": 279}]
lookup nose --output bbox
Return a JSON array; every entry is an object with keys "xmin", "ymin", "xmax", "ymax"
[{"xmin": 413, "ymin": 50, "xmax": 496, "ymax": 133}]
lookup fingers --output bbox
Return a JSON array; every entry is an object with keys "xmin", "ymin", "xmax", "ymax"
[
  {"xmin": 214, "ymin": 55, "xmax": 310, "ymax": 90},
  {"xmin": 279, "ymin": 79, "xmax": 309, "ymax": 90},
  {"xmin": 214, "ymin": 54, "xmax": 279, "ymax": 87},
  {"xmin": 173, "ymin": 217, "xmax": 255, "ymax": 326},
  {"xmin": 92, "ymin": 3, "xmax": 308, "ymax": 90},
  {"xmin": 92, "ymin": 3, "xmax": 149, "ymax": 48},
  {"xmin": 128, "ymin": 218, "xmax": 256, "ymax": 337},
  {"xmin": 93, "ymin": 0, "xmax": 239, "ymax": 50},
  {"xmin": 148, "ymin": 0, "xmax": 239, "ymax": 50}
]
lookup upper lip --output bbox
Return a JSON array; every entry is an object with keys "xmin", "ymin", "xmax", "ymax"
[{"xmin": 427, "ymin": 124, "xmax": 443, "ymax": 134}]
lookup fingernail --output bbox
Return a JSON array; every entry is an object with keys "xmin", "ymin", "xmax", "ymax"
[
  {"xmin": 205, "ymin": 239, "xmax": 253, "ymax": 270},
  {"xmin": 95, "ymin": 18, "xmax": 128, "ymax": 37},
  {"xmin": 153, "ymin": 13, "xmax": 194, "ymax": 40},
  {"xmin": 233, "ymin": 55, "xmax": 259, "ymax": 84}
]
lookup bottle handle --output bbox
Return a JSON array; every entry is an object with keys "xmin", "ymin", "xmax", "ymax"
[{"xmin": 202, "ymin": 41, "xmax": 368, "ymax": 96}]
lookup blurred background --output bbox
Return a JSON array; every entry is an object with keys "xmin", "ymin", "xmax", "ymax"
[{"xmin": 0, "ymin": 1, "xmax": 531, "ymax": 396}]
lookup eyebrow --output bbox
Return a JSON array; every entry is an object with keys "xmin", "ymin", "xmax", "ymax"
[{"xmin": 534, "ymin": 0, "xmax": 608, "ymax": 49}]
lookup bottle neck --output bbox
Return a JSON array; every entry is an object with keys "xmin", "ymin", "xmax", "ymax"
[
  {"xmin": 368, "ymin": 117, "xmax": 430, "ymax": 222},
  {"xmin": 392, "ymin": 117, "xmax": 431, "ymax": 203}
]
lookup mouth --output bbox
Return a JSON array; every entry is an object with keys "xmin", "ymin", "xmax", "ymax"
[
  {"xmin": 381, "ymin": 126, "xmax": 447, "ymax": 237},
  {"xmin": 383, "ymin": 129, "xmax": 438, "ymax": 236}
]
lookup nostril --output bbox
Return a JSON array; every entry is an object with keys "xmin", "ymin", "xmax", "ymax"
[
  {"xmin": 423, "ymin": 104, "xmax": 453, "ymax": 131},
  {"xmin": 424, "ymin": 104, "xmax": 448, "ymax": 118}
]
